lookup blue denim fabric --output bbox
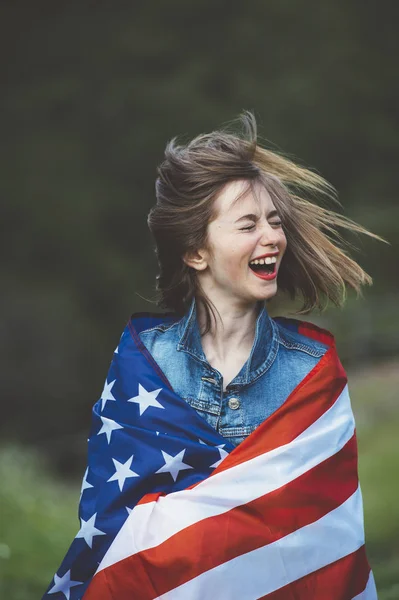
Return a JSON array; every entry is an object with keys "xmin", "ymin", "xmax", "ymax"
[{"xmin": 138, "ymin": 297, "xmax": 328, "ymax": 446}]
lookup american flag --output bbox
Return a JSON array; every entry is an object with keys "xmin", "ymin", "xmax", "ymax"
[{"xmin": 43, "ymin": 315, "xmax": 377, "ymax": 600}]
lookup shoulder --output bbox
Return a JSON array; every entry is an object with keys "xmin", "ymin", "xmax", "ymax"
[
  {"xmin": 138, "ymin": 317, "xmax": 180, "ymax": 337},
  {"xmin": 273, "ymin": 316, "xmax": 333, "ymax": 358},
  {"xmin": 134, "ymin": 313, "xmax": 181, "ymax": 353}
]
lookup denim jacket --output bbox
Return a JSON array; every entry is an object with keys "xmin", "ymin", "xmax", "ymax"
[{"xmin": 138, "ymin": 297, "xmax": 328, "ymax": 446}]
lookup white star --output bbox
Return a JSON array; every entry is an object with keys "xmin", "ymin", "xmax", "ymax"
[
  {"xmin": 100, "ymin": 378, "xmax": 117, "ymax": 411},
  {"xmin": 114, "ymin": 345, "xmax": 119, "ymax": 354},
  {"xmin": 126, "ymin": 506, "xmax": 133, "ymax": 515},
  {"xmin": 155, "ymin": 449, "xmax": 193, "ymax": 482},
  {"xmin": 48, "ymin": 570, "xmax": 83, "ymax": 599},
  {"xmin": 210, "ymin": 444, "xmax": 229, "ymax": 469},
  {"xmin": 79, "ymin": 467, "xmax": 93, "ymax": 498},
  {"xmin": 107, "ymin": 456, "xmax": 139, "ymax": 491},
  {"xmin": 127, "ymin": 383, "xmax": 164, "ymax": 416},
  {"xmin": 97, "ymin": 416, "xmax": 123, "ymax": 444},
  {"xmin": 76, "ymin": 512, "xmax": 106, "ymax": 548},
  {"xmin": 199, "ymin": 438, "xmax": 208, "ymax": 445}
]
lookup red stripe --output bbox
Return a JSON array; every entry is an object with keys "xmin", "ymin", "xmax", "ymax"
[
  {"xmin": 259, "ymin": 545, "xmax": 371, "ymax": 600},
  {"xmin": 84, "ymin": 434, "xmax": 359, "ymax": 600},
  {"xmin": 136, "ymin": 345, "xmax": 346, "ymax": 508},
  {"xmin": 298, "ymin": 320, "xmax": 336, "ymax": 346},
  {"xmin": 136, "ymin": 338, "xmax": 346, "ymax": 510},
  {"xmin": 137, "ymin": 491, "xmax": 165, "ymax": 506},
  {"xmin": 210, "ymin": 345, "xmax": 346, "ymax": 476}
]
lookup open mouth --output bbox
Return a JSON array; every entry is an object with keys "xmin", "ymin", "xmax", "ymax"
[
  {"xmin": 249, "ymin": 262, "xmax": 276, "ymax": 276},
  {"xmin": 249, "ymin": 256, "xmax": 277, "ymax": 279}
]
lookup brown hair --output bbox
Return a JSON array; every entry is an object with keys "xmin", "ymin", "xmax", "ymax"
[{"xmin": 147, "ymin": 111, "xmax": 383, "ymax": 334}]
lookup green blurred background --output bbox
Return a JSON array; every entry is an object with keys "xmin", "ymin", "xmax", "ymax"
[{"xmin": 1, "ymin": 2, "xmax": 398, "ymax": 598}]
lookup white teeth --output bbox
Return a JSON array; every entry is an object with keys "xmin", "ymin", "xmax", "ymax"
[{"xmin": 249, "ymin": 255, "xmax": 278, "ymax": 265}]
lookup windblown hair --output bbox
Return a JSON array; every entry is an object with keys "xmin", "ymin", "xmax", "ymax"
[{"xmin": 147, "ymin": 111, "xmax": 382, "ymax": 334}]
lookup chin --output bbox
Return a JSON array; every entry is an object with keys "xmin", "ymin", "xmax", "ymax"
[{"xmin": 253, "ymin": 285, "xmax": 278, "ymax": 302}]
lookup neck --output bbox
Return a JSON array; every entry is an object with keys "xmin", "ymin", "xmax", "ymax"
[{"xmin": 196, "ymin": 295, "xmax": 263, "ymax": 361}]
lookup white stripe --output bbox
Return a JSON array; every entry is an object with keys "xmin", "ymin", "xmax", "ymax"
[
  {"xmin": 158, "ymin": 487, "xmax": 365, "ymax": 600},
  {"xmin": 351, "ymin": 571, "xmax": 377, "ymax": 600},
  {"xmin": 97, "ymin": 384, "xmax": 355, "ymax": 572}
]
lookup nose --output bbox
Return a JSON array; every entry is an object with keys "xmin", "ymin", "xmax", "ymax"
[{"xmin": 259, "ymin": 222, "xmax": 280, "ymax": 248}]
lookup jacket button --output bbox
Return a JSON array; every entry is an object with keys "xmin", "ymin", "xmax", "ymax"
[{"xmin": 228, "ymin": 397, "xmax": 240, "ymax": 410}]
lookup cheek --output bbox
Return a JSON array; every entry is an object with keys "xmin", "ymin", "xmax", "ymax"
[
  {"xmin": 279, "ymin": 230, "xmax": 288, "ymax": 254},
  {"xmin": 220, "ymin": 247, "xmax": 246, "ymax": 280}
]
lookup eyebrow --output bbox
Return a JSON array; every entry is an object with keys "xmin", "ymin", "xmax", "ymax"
[{"xmin": 234, "ymin": 210, "xmax": 279, "ymax": 223}]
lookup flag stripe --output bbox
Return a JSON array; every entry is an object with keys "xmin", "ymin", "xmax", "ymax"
[
  {"xmin": 208, "ymin": 346, "xmax": 347, "ymax": 477},
  {"xmin": 258, "ymin": 546, "xmax": 371, "ymax": 600},
  {"xmin": 86, "ymin": 380, "xmax": 354, "ymax": 600},
  {"xmin": 351, "ymin": 571, "xmax": 377, "ymax": 599},
  {"xmin": 298, "ymin": 321, "xmax": 335, "ymax": 346},
  {"xmin": 136, "ymin": 345, "xmax": 346, "ymax": 509},
  {"xmin": 92, "ymin": 383, "xmax": 354, "ymax": 579},
  {"xmin": 156, "ymin": 487, "xmax": 365, "ymax": 600},
  {"xmin": 86, "ymin": 434, "xmax": 359, "ymax": 600}
]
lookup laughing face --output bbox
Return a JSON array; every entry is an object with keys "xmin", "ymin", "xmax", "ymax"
[{"xmin": 184, "ymin": 179, "xmax": 287, "ymax": 308}]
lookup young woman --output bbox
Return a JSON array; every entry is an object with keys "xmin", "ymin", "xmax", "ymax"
[{"xmin": 44, "ymin": 112, "xmax": 380, "ymax": 599}]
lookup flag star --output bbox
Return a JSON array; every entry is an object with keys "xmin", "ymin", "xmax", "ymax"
[
  {"xmin": 76, "ymin": 512, "xmax": 106, "ymax": 548},
  {"xmin": 107, "ymin": 456, "xmax": 139, "ymax": 491},
  {"xmin": 80, "ymin": 467, "xmax": 93, "ymax": 498},
  {"xmin": 114, "ymin": 345, "xmax": 119, "ymax": 354},
  {"xmin": 97, "ymin": 416, "xmax": 123, "ymax": 444},
  {"xmin": 199, "ymin": 438, "xmax": 208, "ymax": 445},
  {"xmin": 100, "ymin": 378, "xmax": 117, "ymax": 411},
  {"xmin": 155, "ymin": 449, "xmax": 193, "ymax": 482},
  {"xmin": 127, "ymin": 383, "xmax": 164, "ymax": 416},
  {"xmin": 210, "ymin": 444, "xmax": 229, "ymax": 469},
  {"xmin": 48, "ymin": 570, "xmax": 83, "ymax": 599},
  {"xmin": 126, "ymin": 506, "xmax": 133, "ymax": 515}
]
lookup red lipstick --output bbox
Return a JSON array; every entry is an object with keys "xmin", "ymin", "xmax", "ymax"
[{"xmin": 250, "ymin": 268, "xmax": 277, "ymax": 281}]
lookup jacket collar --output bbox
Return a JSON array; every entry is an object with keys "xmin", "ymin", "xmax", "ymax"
[{"xmin": 176, "ymin": 296, "xmax": 278, "ymax": 385}]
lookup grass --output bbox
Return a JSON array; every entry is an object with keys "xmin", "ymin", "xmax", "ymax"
[
  {"xmin": 1, "ymin": 359, "xmax": 398, "ymax": 599},
  {"xmin": 348, "ymin": 359, "xmax": 399, "ymax": 599},
  {"xmin": 0, "ymin": 447, "xmax": 79, "ymax": 600},
  {"xmin": 357, "ymin": 419, "xmax": 399, "ymax": 599}
]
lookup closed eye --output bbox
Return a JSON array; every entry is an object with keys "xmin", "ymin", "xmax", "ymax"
[{"xmin": 240, "ymin": 220, "xmax": 282, "ymax": 231}]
